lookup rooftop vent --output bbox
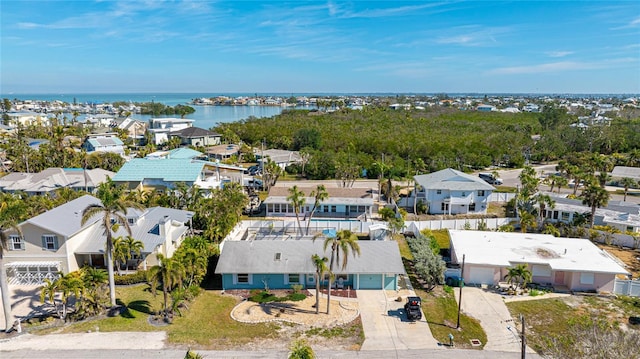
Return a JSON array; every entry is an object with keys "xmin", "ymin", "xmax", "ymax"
[{"xmin": 274, "ymin": 253, "xmax": 281, "ymax": 261}]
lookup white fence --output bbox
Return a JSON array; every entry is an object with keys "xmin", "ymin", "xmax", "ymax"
[
  {"xmin": 406, "ymin": 218, "xmax": 516, "ymax": 232},
  {"xmin": 613, "ymin": 279, "xmax": 640, "ymax": 297},
  {"xmin": 489, "ymin": 192, "xmax": 516, "ymax": 202},
  {"xmin": 590, "ymin": 232, "xmax": 640, "ymax": 249}
]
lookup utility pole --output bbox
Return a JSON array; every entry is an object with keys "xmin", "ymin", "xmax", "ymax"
[
  {"xmin": 456, "ymin": 254, "xmax": 465, "ymax": 329},
  {"xmin": 520, "ymin": 314, "xmax": 526, "ymax": 359}
]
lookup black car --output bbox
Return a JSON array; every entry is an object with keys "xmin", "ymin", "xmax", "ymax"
[{"xmin": 404, "ymin": 296, "xmax": 422, "ymax": 321}]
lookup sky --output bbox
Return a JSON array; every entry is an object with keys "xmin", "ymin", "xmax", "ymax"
[{"xmin": 1, "ymin": 1, "xmax": 639, "ymax": 94}]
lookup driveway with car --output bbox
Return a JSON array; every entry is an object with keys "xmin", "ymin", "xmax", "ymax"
[{"xmin": 357, "ymin": 290, "xmax": 440, "ymax": 351}]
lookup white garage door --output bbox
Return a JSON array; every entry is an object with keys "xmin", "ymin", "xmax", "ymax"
[{"xmin": 468, "ymin": 266, "xmax": 495, "ymax": 285}]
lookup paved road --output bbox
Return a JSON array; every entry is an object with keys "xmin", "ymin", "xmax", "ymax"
[
  {"xmin": 0, "ymin": 348, "xmax": 541, "ymax": 359},
  {"xmin": 357, "ymin": 290, "xmax": 440, "ymax": 351}
]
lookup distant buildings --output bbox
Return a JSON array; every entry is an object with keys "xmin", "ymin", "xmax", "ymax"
[
  {"xmin": 147, "ymin": 117, "xmax": 194, "ymax": 145},
  {"xmin": 0, "ymin": 167, "xmax": 114, "ymax": 195}
]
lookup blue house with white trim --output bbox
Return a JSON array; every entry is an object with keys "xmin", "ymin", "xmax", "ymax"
[{"xmin": 215, "ymin": 239, "xmax": 405, "ymax": 290}]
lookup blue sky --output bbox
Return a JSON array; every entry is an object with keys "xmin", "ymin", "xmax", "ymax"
[{"xmin": 1, "ymin": 1, "xmax": 639, "ymax": 94}]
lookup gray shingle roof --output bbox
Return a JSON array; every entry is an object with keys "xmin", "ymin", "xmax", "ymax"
[
  {"xmin": 414, "ymin": 168, "xmax": 495, "ymax": 191},
  {"xmin": 215, "ymin": 240, "xmax": 405, "ymax": 275},
  {"xmin": 26, "ymin": 195, "xmax": 102, "ymax": 237}
]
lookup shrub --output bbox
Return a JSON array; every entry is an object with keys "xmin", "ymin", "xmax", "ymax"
[{"xmin": 115, "ymin": 270, "xmax": 148, "ymax": 285}]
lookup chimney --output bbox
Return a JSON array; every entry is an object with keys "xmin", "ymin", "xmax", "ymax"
[{"xmin": 159, "ymin": 215, "xmax": 170, "ymax": 238}]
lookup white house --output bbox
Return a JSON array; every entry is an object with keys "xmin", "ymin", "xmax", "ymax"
[
  {"xmin": 147, "ymin": 118, "xmax": 194, "ymax": 145},
  {"xmin": 542, "ymin": 196, "xmax": 640, "ymax": 233},
  {"xmin": 0, "ymin": 167, "xmax": 114, "ymax": 195},
  {"xmin": 82, "ymin": 133, "xmax": 126, "ymax": 156},
  {"xmin": 448, "ymin": 230, "xmax": 629, "ymax": 293},
  {"xmin": 5, "ymin": 111, "xmax": 52, "ymax": 127},
  {"xmin": 3, "ymin": 195, "xmax": 193, "ymax": 285},
  {"xmin": 264, "ymin": 186, "xmax": 375, "ymax": 219},
  {"xmin": 414, "ymin": 168, "xmax": 495, "ymax": 215}
]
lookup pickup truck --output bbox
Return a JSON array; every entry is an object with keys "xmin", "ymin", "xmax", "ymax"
[{"xmin": 404, "ymin": 296, "xmax": 422, "ymax": 322}]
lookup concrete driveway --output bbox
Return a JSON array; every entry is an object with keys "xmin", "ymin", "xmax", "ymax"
[
  {"xmin": 455, "ymin": 286, "xmax": 536, "ymax": 353},
  {"xmin": 357, "ymin": 290, "xmax": 440, "ymax": 351}
]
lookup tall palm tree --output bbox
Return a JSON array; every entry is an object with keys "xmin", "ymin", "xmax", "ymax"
[
  {"xmin": 0, "ymin": 200, "xmax": 24, "ymax": 332},
  {"xmin": 81, "ymin": 179, "xmax": 144, "ymax": 307},
  {"xmin": 535, "ymin": 194, "xmax": 555, "ymax": 230},
  {"xmin": 518, "ymin": 209, "xmax": 536, "ymax": 233},
  {"xmin": 322, "ymin": 230, "xmax": 360, "ymax": 315},
  {"xmin": 287, "ymin": 186, "xmax": 306, "ymax": 237},
  {"xmin": 620, "ymin": 177, "xmax": 637, "ymax": 202},
  {"xmin": 148, "ymin": 254, "xmax": 185, "ymax": 322},
  {"xmin": 311, "ymin": 254, "xmax": 328, "ymax": 315},
  {"xmin": 305, "ymin": 185, "xmax": 329, "ymax": 235},
  {"xmin": 582, "ymin": 184, "xmax": 609, "ymax": 228}
]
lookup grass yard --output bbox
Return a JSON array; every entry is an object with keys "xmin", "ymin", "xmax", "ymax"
[
  {"xmin": 430, "ymin": 229, "xmax": 451, "ymax": 249},
  {"xmin": 506, "ymin": 295, "xmax": 640, "ymax": 354},
  {"xmin": 47, "ymin": 285, "xmax": 278, "ymax": 349},
  {"xmin": 420, "ymin": 287, "xmax": 487, "ymax": 349}
]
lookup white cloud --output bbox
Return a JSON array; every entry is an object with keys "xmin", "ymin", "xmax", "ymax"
[
  {"xmin": 546, "ymin": 51, "xmax": 574, "ymax": 58},
  {"xmin": 435, "ymin": 26, "xmax": 510, "ymax": 47},
  {"xmin": 488, "ymin": 61, "xmax": 595, "ymax": 75}
]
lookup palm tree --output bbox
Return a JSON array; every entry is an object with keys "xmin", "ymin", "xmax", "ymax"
[
  {"xmin": 518, "ymin": 209, "xmax": 536, "ymax": 233},
  {"xmin": 536, "ymin": 194, "xmax": 555, "ymax": 230},
  {"xmin": 620, "ymin": 177, "xmax": 637, "ymax": 202},
  {"xmin": 504, "ymin": 264, "xmax": 532, "ymax": 290},
  {"xmin": 305, "ymin": 185, "xmax": 329, "ymax": 235},
  {"xmin": 287, "ymin": 186, "xmax": 306, "ymax": 237},
  {"xmin": 311, "ymin": 254, "xmax": 328, "ymax": 315},
  {"xmin": 321, "ymin": 230, "xmax": 360, "ymax": 315},
  {"xmin": 148, "ymin": 254, "xmax": 185, "ymax": 322},
  {"xmin": 0, "ymin": 200, "xmax": 24, "ymax": 331},
  {"xmin": 582, "ymin": 184, "xmax": 609, "ymax": 228},
  {"xmin": 81, "ymin": 179, "xmax": 144, "ymax": 307},
  {"xmin": 113, "ymin": 236, "xmax": 144, "ymax": 273}
]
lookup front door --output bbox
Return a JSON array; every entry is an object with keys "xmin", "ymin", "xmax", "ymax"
[{"xmin": 554, "ymin": 271, "xmax": 565, "ymax": 285}]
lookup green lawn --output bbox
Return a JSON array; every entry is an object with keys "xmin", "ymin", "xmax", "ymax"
[
  {"xmin": 430, "ymin": 229, "xmax": 450, "ymax": 249},
  {"xmin": 420, "ymin": 288, "xmax": 487, "ymax": 349},
  {"xmin": 50, "ymin": 285, "xmax": 278, "ymax": 349}
]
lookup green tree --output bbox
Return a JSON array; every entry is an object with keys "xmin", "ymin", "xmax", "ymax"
[
  {"xmin": 148, "ymin": 254, "xmax": 185, "ymax": 322},
  {"xmin": 504, "ymin": 264, "xmax": 532, "ymax": 290},
  {"xmin": 581, "ymin": 184, "xmax": 609, "ymax": 228},
  {"xmin": 40, "ymin": 272, "xmax": 84, "ymax": 321},
  {"xmin": 321, "ymin": 230, "xmax": 360, "ymax": 315},
  {"xmin": 305, "ymin": 185, "xmax": 329, "ymax": 235},
  {"xmin": 0, "ymin": 199, "xmax": 25, "ymax": 331},
  {"xmin": 620, "ymin": 177, "xmax": 637, "ymax": 202},
  {"xmin": 310, "ymin": 254, "xmax": 328, "ymax": 315},
  {"xmin": 81, "ymin": 179, "xmax": 144, "ymax": 306},
  {"xmin": 287, "ymin": 185, "xmax": 306, "ymax": 237},
  {"xmin": 293, "ymin": 128, "xmax": 321, "ymax": 150},
  {"xmin": 518, "ymin": 209, "xmax": 536, "ymax": 233}
]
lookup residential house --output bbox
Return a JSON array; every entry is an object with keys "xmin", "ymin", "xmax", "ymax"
[
  {"xmin": 611, "ymin": 166, "xmax": 640, "ymax": 181},
  {"xmin": 169, "ymin": 127, "xmax": 222, "ymax": 147},
  {"xmin": 448, "ymin": 230, "xmax": 629, "ymax": 292},
  {"xmin": 3, "ymin": 195, "xmax": 193, "ymax": 284},
  {"xmin": 147, "ymin": 118, "xmax": 194, "ymax": 145},
  {"xmin": 255, "ymin": 149, "xmax": 302, "ymax": 170},
  {"xmin": 112, "ymin": 150, "xmax": 246, "ymax": 192},
  {"xmin": 82, "ymin": 133, "xmax": 126, "ymax": 156},
  {"xmin": 207, "ymin": 144, "xmax": 240, "ymax": 162},
  {"xmin": 0, "ymin": 168, "xmax": 114, "ymax": 195},
  {"xmin": 116, "ymin": 117, "xmax": 147, "ymax": 146},
  {"xmin": 542, "ymin": 196, "xmax": 640, "ymax": 233},
  {"xmin": 264, "ymin": 186, "xmax": 375, "ymax": 219},
  {"xmin": 413, "ymin": 168, "xmax": 495, "ymax": 215},
  {"xmin": 4, "ymin": 111, "xmax": 52, "ymax": 127},
  {"xmin": 215, "ymin": 239, "xmax": 405, "ymax": 290}
]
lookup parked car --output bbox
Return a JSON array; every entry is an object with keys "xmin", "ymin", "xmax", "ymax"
[
  {"xmin": 479, "ymin": 172, "xmax": 503, "ymax": 185},
  {"xmin": 404, "ymin": 296, "xmax": 422, "ymax": 322}
]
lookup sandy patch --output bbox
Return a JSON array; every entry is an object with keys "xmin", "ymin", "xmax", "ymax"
[{"xmin": 231, "ymin": 294, "xmax": 358, "ymax": 328}]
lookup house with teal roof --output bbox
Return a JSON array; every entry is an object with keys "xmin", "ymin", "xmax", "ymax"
[{"xmin": 112, "ymin": 151, "xmax": 247, "ymax": 192}]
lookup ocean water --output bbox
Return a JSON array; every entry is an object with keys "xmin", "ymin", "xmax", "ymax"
[{"xmin": 2, "ymin": 93, "xmax": 319, "ymax": 128}]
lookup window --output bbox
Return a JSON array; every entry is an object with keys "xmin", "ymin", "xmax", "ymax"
[
  {"xmin": 274, "ymin": 204, "xmax": 281, "ymax": 213},
  {"xmin": 9, "ymin": 235, "xmax": 24, "ymax": 251},
  {"xmin": 477, "ymin": 190, "xmax": 485, "ymax": 196},
  {"xmin": 553, "ymin": 211, "xmax": 559, "ymax": 220},
  {"xmin": 287, "ymin": 274, "xmax": 300, "ymax": 284},
  {"xmin": 469, "ymin": 203, "xmax": 476, "ymax": 211},
  {"xmin": 627, "ymin": 226, "xmax": 634, "ymax": 232},
  {"xmin": 462, "ymin": 192, "xmax": 466, "ymax": 197},
  {"xmin": 128, "ymin": 217, "xmax": 136, "ymax": 225},
  {"xmin": 236, "ymin": 273, "xmax": 250, "ymax": 284},
  {"xmin": 561, "ymin": 212, "xmax": 570, "ymax": 221},
  {"xmin": 323, "ymin": 205, "xmax": 329, "ymax": 213},
  {"xmin": 580, "ymin": 272, "xmax": 594, "ymax": 285},
  {"xmin": 436, "ymin": 190, "xmax": 442, "ymax": 195},
  {"xmin": 331, "ymin": 205, "xmax": 337, "ymax": 213},
  {"xmin": 274, "ymin": 253, "xmax": 281, "ymax": 261},
  {"xmin": 441, "ymin": 203, "xmax": 449, "ymax": 211},
  {"xmin": 532, "ymin": 265, "xmax": 551, "ymax": 277},
  {"xmin": 42, "ymin": 235, "xmax": 58, "ymax": 251}
]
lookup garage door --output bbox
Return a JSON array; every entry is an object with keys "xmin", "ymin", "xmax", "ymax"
[
  {"xmin": 6, "ymin": 262, "xmax": 60, "ymax": 285},
  {"xmin": 359, "ymin": 274, "xmax": 383, "ymax": 289},
  {"xmin": 468, "ymin": 266, "xmax": 495, "ymax": 285}
]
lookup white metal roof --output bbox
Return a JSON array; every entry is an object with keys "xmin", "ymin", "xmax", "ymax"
[{"xmin": 449, "ymin": 229, "xmax": 629, "ymax": 275}]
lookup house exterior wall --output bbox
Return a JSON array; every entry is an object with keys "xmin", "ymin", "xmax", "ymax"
[
  {"xmin": 567, "ymin": 272, "xmax": 616, "ymax": 292},
  {"xmin": 221, "ymin": 273, "xmax": 309, "ymax": 290},
  {"xmin": 265, "ymin": 202, "xmax": 372, "ymax": 219},
  {"xmin": 424, "ymin": 188, "xmax": 490, "ymax": 215},
  {"xmin": 5, "ymin": 222, "xmax": 71, "ymax": 273}
]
